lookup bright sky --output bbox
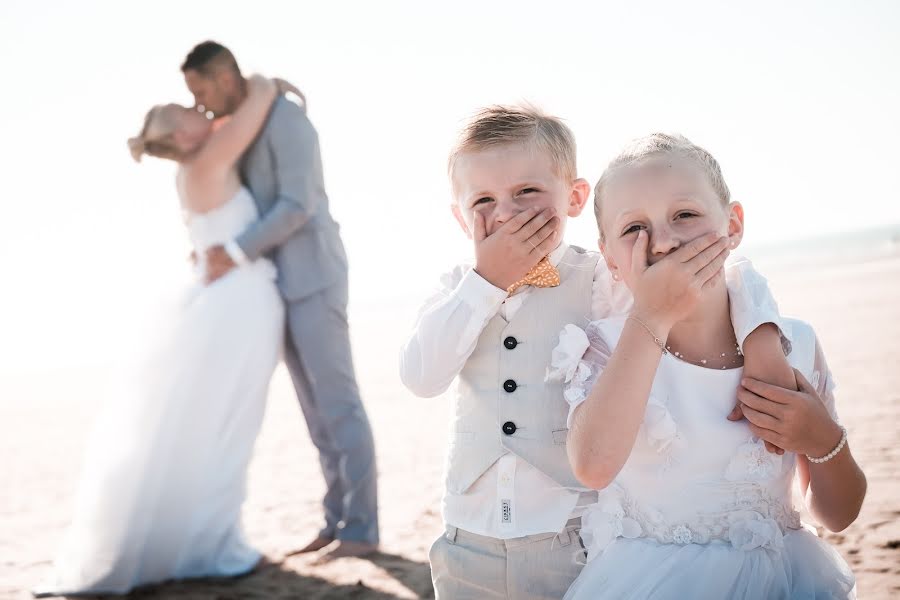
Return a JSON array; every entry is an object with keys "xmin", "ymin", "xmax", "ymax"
[{"xmin": 1, "ymin": 0, "xmax": 899, "ymax": 371}]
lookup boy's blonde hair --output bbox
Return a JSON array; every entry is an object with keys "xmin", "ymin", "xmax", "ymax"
[
  {"xmin": 448, "ymin": 104, "xmax": 577, "ymax": 185},
  {"xmin": 593, "ymin": 133, "xmax": 730, "ymax": 234}
]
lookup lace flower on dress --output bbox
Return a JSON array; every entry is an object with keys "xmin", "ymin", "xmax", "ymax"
[
  {"xmin": 547, "ymin": 324, "xmax": 595, "ymax": 423},
  {"xmin": 725, "ymin": 437, "xmax": 784, "ymax": 482},
  {"xmin": 547, "ymin": 324, "xmax": 591, "ymax": 384},
  {"xmin": 644, "ymin": 396, "xmax": 680, "ymax": 454},
  {"xmin": 580, "ymin": 489, "xmax": 642, "ymax": 562},
  {"xmin": 727, "ymin": 513, "xmax": 785, "ymax": 552}
]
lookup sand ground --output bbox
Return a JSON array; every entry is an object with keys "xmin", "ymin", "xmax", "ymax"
[{"xmin": 2, "ymin": 252, "xmax": 898, "ymax": 599}]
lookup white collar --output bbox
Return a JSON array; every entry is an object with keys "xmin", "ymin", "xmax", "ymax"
[{"xmin": 547, "ymin": 242, "xmax": 570, "ymax": 267}]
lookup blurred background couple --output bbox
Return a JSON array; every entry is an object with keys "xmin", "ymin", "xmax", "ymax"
[{"xmin": 34, "ymin": 40, "xmax": 379, "ymax": 597}]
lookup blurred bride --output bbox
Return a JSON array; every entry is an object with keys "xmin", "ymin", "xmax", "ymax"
[{"xmin": 34, "ymin": 75, "xmax": 301, "ymax": 596}]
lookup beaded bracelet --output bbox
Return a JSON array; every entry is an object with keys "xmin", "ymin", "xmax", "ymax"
[{"xmin": 807, "ymin": 426, "xmax": 848, "ymax": 464}]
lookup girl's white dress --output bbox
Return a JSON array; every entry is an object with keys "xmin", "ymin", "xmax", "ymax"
[{"xmin": 549, "ymin": 317, "xmax": 855, "ymax": 599}]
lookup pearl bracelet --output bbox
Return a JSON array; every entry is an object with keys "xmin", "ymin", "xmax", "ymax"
[{"xmin": 807, "ymin": 426, "xmax": 847, "ymax": 464}]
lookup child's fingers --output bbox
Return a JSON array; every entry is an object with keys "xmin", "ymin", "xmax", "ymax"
[
  {"xmin": 527, "ymin": 217, "xmax": 560, "ymax": 253},
  {"xmin": 501, "ymin": 206, "xmax": 539, "ymax": 235},
  {"xmin": 701, "ymin": 267, "xmax": 725, "ymax": 290},
  {"xmin": 739, "ymin": 402, "xmax": 782, "ymax": 432},
  {"xmin": 630, "ymin": 230, "xmax": 649, "ymax": 274},
  {"xmin": 696, "ymin": 247, "xmax": 729, "ymax": 287},
  {"xmin": 763, "ymin": 440, "xmax": 785, "ymax": 455},
  {"xmin": 747, "ymin": 422, "xmax": 785, "ymax": 449},
  {"xmin": 727, "ymin": 403, "xmax": 744, "ymax": 421},
  {"xmin": 473, "ymin": 211, "xmax": 486, "ymax": 242},
  {"xmin": 688, "ymin": 237, "xmax": 730, "ymax": 276},
  {"xmin": 516, "ymin": 208, "xmax": 556, "ymax": 241},
  {"xmin": 533, "ymin": 228, "xmax": 559, "ymax": 257},
  {"xmin": 672, "ymin": 232, "xmax": 720, "ymax": 264}
]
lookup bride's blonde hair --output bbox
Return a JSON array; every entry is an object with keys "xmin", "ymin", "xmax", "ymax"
[{"xmin": 127, "ymin": 104, "xmax": 181, "ymax": 163}]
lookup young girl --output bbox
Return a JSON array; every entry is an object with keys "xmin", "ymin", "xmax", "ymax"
[{"xmin": 552, "ymin": 133, "xmax": 865, "ymax": 599}]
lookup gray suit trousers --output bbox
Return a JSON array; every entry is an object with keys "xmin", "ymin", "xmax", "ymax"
[{"xmin": 282, "ymin": 274, "xmax": 378, "ymax": 544}]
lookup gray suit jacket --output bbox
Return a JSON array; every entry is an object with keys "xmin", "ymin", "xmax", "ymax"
[{"xmin": 238, "ymin": 96, "xmax": 347, "ymax": 302}]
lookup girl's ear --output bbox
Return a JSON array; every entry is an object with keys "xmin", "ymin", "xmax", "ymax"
[{"xmin": 726, "ymin": 201, "xmax": 744, "ymax": 249}]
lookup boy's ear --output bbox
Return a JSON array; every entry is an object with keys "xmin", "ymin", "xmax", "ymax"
[
  {"xmin": 726, "ymin": 201, "xmax": 745, "ymax": 248},
  {"xmin": 451, "ymin": 203, "xmax": 473, "ymax": 239},
  {"xmin": 567, "ymin": 178, "xmax": 591, "ymax": 217}
]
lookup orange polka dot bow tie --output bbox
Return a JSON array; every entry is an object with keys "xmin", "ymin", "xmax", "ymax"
[{"xmin": 506, "ymin": 256, "xmax": 561, "ymax": 294}]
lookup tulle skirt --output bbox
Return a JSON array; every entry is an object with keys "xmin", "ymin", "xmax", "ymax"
[
  {"xmin": 36, "ymin": 264, "xmax": 284, "ymax": 595},
  {"xmin": 564, "ymin": 528, "xmax": 856, "ymax": 600}
]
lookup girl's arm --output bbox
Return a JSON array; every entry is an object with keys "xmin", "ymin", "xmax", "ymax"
[
  {"xmin": 568, "ymin": 315, "xmax": 669, "ymax": 489},
  {"xmin": 738, "ymin": 339, "xmax": 866, "ymax": 532},
  {"xmin": 569, "ymin": 231, "xmax": 730, "ymax": 489}
]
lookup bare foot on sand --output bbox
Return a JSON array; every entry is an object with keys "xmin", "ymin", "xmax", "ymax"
[
  {"xmin": 285, "ymin": 535, "xmax": 334, "ymax": 556},
  {"xmin": 312, "ymin": 540, "xmax": 379, "ymax": 564}
]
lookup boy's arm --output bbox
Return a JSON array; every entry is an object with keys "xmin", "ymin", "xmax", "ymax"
[
  {"xmin": 399, "ymin": 266, "xmax": 507, "ymax": 398},
  {"xmin": 725, "ymin": 257, "xmax": 796, "ymax": 453}
]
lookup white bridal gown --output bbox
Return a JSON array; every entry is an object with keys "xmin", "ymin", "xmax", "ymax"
[{"xmin": 37, "ymin": 187, "xmax": 284, "ymax": 595}]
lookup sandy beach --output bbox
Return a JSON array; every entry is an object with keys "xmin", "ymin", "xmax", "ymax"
[{"xmin": 2, "ymin": 244, "xmax": 899, "ymax": 599}]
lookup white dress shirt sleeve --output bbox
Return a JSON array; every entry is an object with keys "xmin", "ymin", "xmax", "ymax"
[
  {"xmin": 224, "ymin": 240, "xmax": 250, "ymax": 267},
  {"xmin": 400, "ymin": 265, "xmax": 509, "ymax": 398},
  {"xmin": 725, "ymin": 255, "xmax": 792, "ymax": 349}
]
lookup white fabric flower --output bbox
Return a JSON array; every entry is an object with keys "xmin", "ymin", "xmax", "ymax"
[
  {"xmin": 546, "ymin": 324, "xmax": 591, "ymax": 383},
  {"xmin": 581, "ymin": 491, "xmax": 642, "ymax": 562},
  {"xmin": 725, "ymin": 438, "xmax": 784, "ymax": 482},
  {"xmin": 644, "ymin": 396, "xmax": 679, "ymax": 453},
  {"xmin": 671, "ymin": 525, "xmax": 693, "ymax": 545},
  {"xmin": 728, "ymin": 513, "xmax": 785, "ymax": 552}
]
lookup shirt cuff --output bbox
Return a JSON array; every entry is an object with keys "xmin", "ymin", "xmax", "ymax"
[
  {"xmin": 455, "ymin": 268, "xmax": 509, "ymax": 315},
  {"xmin": 224, "ymin": 240, "xmax": 250, "ymax": 267}
]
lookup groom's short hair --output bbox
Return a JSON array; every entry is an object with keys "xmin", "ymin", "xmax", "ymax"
[{"xmin": 181, "ymin": 41, "xmax": 241, "ymax": 76}]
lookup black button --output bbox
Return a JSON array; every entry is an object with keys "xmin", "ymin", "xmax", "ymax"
[
  {"xmin": 502, "ymin": 421, "xmax": 517, "ymax": 435},
  {"xmin": 503, "ymin": 379, "xmax": 517, "ymax": 393},
  {"xmin": 504, "ymin": 336, "xmax": 518, "ymax": 350}
]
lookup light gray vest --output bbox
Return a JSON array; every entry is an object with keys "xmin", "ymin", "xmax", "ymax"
[{"xmin": 446, "ymin": 246, "xmax": 600, "ymax": 495}]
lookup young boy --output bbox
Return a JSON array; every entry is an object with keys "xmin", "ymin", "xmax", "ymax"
[{"xmin": 400, "ymin": 106, "xmax": 794, "ymax": 599}]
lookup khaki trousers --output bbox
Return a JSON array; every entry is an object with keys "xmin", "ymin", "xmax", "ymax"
[{"xmin": 429, "ymin": 519, "xmax": 585, "ymax": 599}]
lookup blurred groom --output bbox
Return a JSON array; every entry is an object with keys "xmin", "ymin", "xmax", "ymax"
[{"xmin": 181, "ymin": 40, "xmax": 378, "ymax": 558}]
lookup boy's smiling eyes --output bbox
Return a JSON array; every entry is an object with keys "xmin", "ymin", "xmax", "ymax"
[{"xmin": 470, "ymin": 186, "xmax": 541, "ymax": 208}]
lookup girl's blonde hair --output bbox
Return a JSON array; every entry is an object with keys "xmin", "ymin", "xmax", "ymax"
[{"xmin": 593, "ymin": 133, "xmax": 731, "ymax": 237}]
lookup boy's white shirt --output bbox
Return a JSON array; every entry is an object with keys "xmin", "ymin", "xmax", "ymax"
[{"xmin": 399, "ymin": 242, "xmax": 787, "ymax": 539}]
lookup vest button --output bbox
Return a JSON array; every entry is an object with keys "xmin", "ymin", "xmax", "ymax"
[
  {"xmin": 503, "ymin": 379, "xmax": 517, "ymax": 393},
  {"xmin": 502, "ymin": 421, "xmax": 517, "ymax": 435},
  {"xmin": 504, "ymin": 336, "xmax": 518, "ymax": 350}
]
